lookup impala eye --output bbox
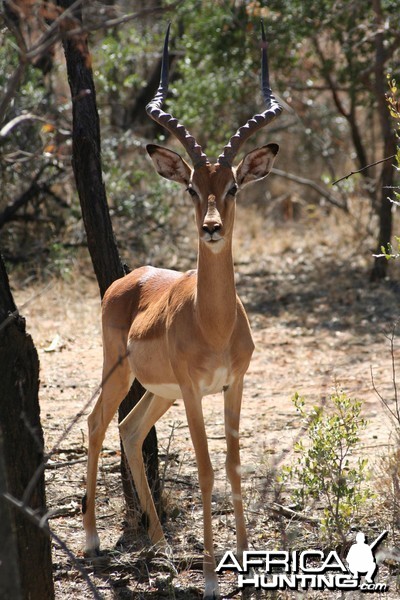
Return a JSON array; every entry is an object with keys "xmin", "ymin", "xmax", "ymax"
[
  {"xmin": 187, "ymin": 186, "xmax": 198, "ymax": 198},
  {"xmin": 228, "ymin": 184, "xmax": 238, "ymax": 196}
]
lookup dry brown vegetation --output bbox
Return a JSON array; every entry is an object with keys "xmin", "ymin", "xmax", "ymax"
[{"xmin": 11, "ymin": 200, "xmax": 400, "ymax": 598}]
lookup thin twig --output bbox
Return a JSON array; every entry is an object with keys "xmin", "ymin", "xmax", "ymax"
[
  {"xmin": 0, "ymin": 280, "xmax": 56, "ymax": 335},
  {"xmin": 332, "ymin": 154, "xmax": 396, "ymax": 186},
  {"xmin": 46, "ymin": 458, "xmax": 87, "ymax": 469},
  {"xmin": 3, "ymin": 492, "xmax": 104, "ymax": 600},
  {"xmin": 371, "ymin": 323, "xmax": 400, "ymax": 427},
  {"xmin": 388, "ymin": 322, "xmax": 400, "ymax": 424},
  {"xmin": 266, "ymin": 502, "xmax": 320, "ymax": 524},
  {"xmin": 21, "ymin": 349, "xmax": 130, "ymax": 507}
]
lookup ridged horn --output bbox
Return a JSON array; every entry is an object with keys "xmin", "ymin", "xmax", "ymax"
[
  {"xmin": 146, "ymin": 24, "xmax": 208, "ymax": 167},
  {"xmin": 218, "ymin": 21, "xmax": 282, "ymax": 167}
]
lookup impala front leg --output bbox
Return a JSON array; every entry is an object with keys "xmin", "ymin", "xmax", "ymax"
[
  {"xmin": 182, "ymin": 389, "xmax": 220, "ymax": 600},
  {"xmin": 224, "ymin": 379, "xmax": 248, "ymax": 557}
]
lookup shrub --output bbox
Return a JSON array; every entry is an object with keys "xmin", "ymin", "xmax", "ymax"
[{"xmin": 281, "ymin": 391, "xmax": 373, "ymax": 547}]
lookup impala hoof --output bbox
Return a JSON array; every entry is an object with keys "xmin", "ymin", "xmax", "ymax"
[
  {"xmin": 203, "ymin": 580, "xmax": 220, "ymax": 599},
  {"xmin": 84, "ymin": 532, "xmax": 101, "ymax": 557},
  {"xmin": 84, "ymin": 546, "xmax": 101, "ymax": 559}
]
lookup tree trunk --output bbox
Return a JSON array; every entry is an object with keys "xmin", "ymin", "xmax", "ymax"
[
  {"xmin": 370, "ymin": 0, "xmax": 397, "ymax": 281},
  {"xmin": 57, "ymin": 1, "xmax": 160, "ymax": 516},
  {"xmin": 0, "ymin": 254, "xmax": 54, "ymax": 600},
  {"xmin": 0, "ymin": 430, "xmax": 23, "ymax": 600}
]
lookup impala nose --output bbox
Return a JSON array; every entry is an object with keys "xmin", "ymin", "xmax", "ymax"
[
  {"xmin": 203, "ymin": 194, "xmax": 222, "ymax": 236},
  {"xmin": 202, "ymin": 222, "xmax": 221, "ymax": 235}
]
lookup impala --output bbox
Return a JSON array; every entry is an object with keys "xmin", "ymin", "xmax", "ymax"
[{"xmin": 83, "ymin": 23, "xmax": 282, "ymax": 599}]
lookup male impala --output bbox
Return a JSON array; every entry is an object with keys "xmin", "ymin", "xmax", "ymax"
[{"xmin": 83, "ymin": 23, "xmax": 282, "ymax": 598}]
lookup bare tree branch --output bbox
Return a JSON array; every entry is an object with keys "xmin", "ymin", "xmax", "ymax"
[
  {"xmin": 271, "ymin": 167, "xmax": 348, "ymax": 211},
  {"xmin": 0, "ymin": 62, "xmax": 26, "ymax": 125},
  {"xmin": 0, "ymin": 163, "xmax": 65, "ymax": 229},
  {"xmin": 0, "ymin": 113, "xmax": 52, "ymax": 138},
  {"xmin": 70, "ymin": 0, "xmax": 184, "ymax": 36},
  {"xmin": 332, "ymin": 154, "xmax": 396, "ymax": 186},
  {"xmin": 0, "ymin": 0, "xmax": 181, "ymax": 126}
]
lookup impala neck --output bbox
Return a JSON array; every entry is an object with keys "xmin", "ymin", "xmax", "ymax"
[{"xmin": 196, "ymin": 238, "xmax": 237, "ymax": 347}]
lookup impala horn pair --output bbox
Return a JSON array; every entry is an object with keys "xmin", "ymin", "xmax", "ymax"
[{"xmin": 146, "ymin": 22, "xmax": 282, "ymax": 167}]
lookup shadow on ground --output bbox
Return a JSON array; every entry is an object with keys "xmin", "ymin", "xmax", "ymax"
[{"xmin": 237, "ymin": 253, "xmax": 399, "ymax": 338}]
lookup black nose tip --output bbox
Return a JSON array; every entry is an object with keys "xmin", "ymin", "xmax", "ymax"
[{"xmin": 202, "ymin": 223, "xmax": 221, "ymax": 234}]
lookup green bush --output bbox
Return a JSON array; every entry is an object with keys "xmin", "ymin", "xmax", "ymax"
[{"xmin": 281, "ymin": 391, "xmax": 373, "ymax": 546}]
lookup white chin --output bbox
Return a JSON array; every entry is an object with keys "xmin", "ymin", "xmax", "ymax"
[{"xmin": 203, "ymin": 238, "xmax": 224, "ymax": 253}]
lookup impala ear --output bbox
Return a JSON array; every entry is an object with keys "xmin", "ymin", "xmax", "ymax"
[
  {"xmin": 146, "ymin": 144, "xmax": 192, "ymax": 185},
  {"xmin": 235, "ymin": 143, "xmax": 279, "ymax": 187}
]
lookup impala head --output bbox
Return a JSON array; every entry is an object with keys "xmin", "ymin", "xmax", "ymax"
[{"xmin": 146, "ymin": 23, "xmax": 282, "ymax": 251}]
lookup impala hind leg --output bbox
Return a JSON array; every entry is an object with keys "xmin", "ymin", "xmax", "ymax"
[
  {"xmin": 83, "ymin": 356, "xmax": 132, "ymax": 555},
  {"xmin": 224, "ymin": 379, "xmax": 248, "ymax": 557},
  {"xmin": 119, "ymin": 394, "xmax": 173, "ymax": 548}
]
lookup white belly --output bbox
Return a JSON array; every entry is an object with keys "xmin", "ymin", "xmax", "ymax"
[
  {"xmin": 142, "ymin": 367, "xmax": 231, "ymax": 400},
  {"xmin": 142, "ymin": 382, "xmax": 183, "ymax": 400}
]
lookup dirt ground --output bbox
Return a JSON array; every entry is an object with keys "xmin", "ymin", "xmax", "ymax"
[{"xmin": 13, "ymin": 208, "xmax": 400, "ymax": 599}]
